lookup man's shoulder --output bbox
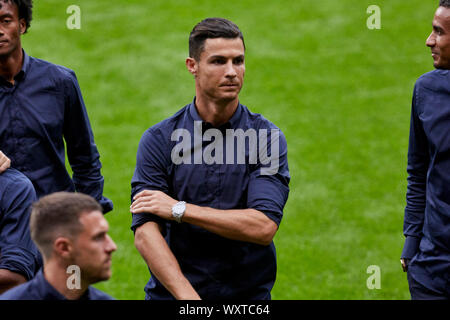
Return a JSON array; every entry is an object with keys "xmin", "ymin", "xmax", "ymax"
[
  {"xmin": 240, "ymin": 104, "xmax": 283, "ymax": 132},
  {"xmin": 141, "ymin": 104, "xmax": 190, "ymax": 140},
  {"xmin": 0, "ymin": 279, "xmax": 37, "ymax": 300},
  {"xmin": 416, "ymin": 69, "xmax": 450, "ymax": 92},
  {"xmin": 28, "ymin": 55, "xmax": 77, "ymax": 83},
  {"xmin": 88, "ymin": 286, "xmax": 115, "ymax": 300}
]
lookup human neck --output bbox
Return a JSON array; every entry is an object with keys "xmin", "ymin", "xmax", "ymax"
[
  {"xmin": 0, "ymin": 48, "xmax": 23, "ymax": 84},
  {"xmin": 194, "ymin": 93, "xmax": 238, "ymax": 127},
  {"xmin": 43, "ymin": 260, "xmax": 89, "ymax": 300}
]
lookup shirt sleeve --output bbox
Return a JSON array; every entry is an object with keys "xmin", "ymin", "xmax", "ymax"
[
  {"xmin": 130, "ymin": 128, "xmax": 171, "ymax": 232},
  {"xmin": 247, "ymin": 128, "xmax": 290, "ymax": 226},
  {"xmin": 0, "ymin": 175, "xmax": 41, "ymax": 280},
  {"xmin": 62, "ymin": 70, "xmax": 113, "ymax": 213},
  {"xmin": 402, "ymin": 83, "xmax": 428, "ymax": 259}
]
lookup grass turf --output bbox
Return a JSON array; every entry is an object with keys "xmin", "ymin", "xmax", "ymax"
[{"xmin": 21, "ymin": 0, "xmax": 436, "ymax": 299}]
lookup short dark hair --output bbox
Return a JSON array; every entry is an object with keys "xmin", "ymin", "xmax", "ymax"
[
  {"xmin": 0, "ymin": 0, "xmax": 33, "ymax": 33},
  {"xmin": 189, "ymin": 17, "xmax": 245, "ymax": 61},
  {"xmin": 30, "ymin": 192, "xmax": 102, "ymax": 259},
  {"xmin": 440, "ymin": 0, "xmax": 450, "ymax": 8}
]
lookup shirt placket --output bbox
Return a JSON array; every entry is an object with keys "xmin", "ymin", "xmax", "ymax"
[{"xmin": 9, "ymin": 88, "xmax": 28, "ymax": 172}]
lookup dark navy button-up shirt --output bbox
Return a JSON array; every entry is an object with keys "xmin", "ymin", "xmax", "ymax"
[
  {"xmin": 0, "ymin": 51, "xmax": 112, "ymax": 213},
  {"xmin": 0, "ymin": 269, "xmax": 113, "ymax": 300},
  {"xmin": 402, "ymin": 69, "xmax": 450, "ymax": 288},
  {"xmin": 131, "ymin": 98, "xmax": 290, "ymax": 300},
  {"xmin": 0, "ymin": 168, "xmax": 41, "ymax": 280}
]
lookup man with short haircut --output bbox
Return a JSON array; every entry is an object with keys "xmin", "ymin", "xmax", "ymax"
[
  {"xmin": 401, "ymin": 0, "xmax": 450, "ymax": 299},
  {"xmin": 0, "ymin": 168, "xmax": 40, "ymax": 293},
  {"xmin": 0, "ymin": 192, "xmax": 116, "ymax": 300},
  {"xmin": 131, "ymin": 18, "xmax": 290, "ymax": 300},
  {"xmin": 0, "ymin": 0, "xmax": 112, "ymax": 213}
]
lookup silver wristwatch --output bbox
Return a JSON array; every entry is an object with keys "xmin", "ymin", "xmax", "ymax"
[{"xmin": 172, "ymin": 201, "xmax": 186, "ymax": 223}]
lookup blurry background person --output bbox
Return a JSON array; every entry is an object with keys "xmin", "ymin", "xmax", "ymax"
[{"xmin": 0, "ymin": 192, "xmax": 116, "ymax": 300}]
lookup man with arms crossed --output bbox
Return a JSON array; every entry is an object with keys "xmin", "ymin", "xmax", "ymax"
[
  {"xmin": 0, "ymin": 167, "xmax": 40, "ymax": 293},
  {"xmin": 131, "ymin": 18, "xmax": 290, "ymax": 300},
  {"xmin": 0, "ymin": 192, "xmax": 116, "ymax": 300},
  {"xmin": 0, "ymin": 0, "xmax": 112, "ymax": 213},
  {"xmin": 401, "ymin": 0, "xmax": 450, "ymax": 299}
]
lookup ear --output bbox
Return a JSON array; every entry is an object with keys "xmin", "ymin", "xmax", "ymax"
[
  {"xmin": 185, "ymin": 57, "xmax": 197, "ymax": 77},
  {"xmin": 19, "ymin": 18, "xmax": 26, "ymax": 35},
  {"xmin": 54, "ymin": 237, "xmax": 73, "ymax": 259}
]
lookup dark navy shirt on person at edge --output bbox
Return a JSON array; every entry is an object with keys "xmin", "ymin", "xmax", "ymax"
[
  {"xmin": 131, "ymin": 98, "xmax": 290, "ymax": 300},
  {"xmin": 0, "ymin": 269, "xmax": 113, "ymax": 300},
  {"xmin": 402, "ymin": 69, "xmax": 450, "ymax": 293},
  {"xmin": 0, "ymin": 51, "xmax": 112, "ymax": 213},
  {"xmin": 0, "ymin": 168, "xmax": 41, "ymax": 281}
]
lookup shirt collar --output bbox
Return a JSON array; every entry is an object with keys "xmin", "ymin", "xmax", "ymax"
[
  {"xmin": 13, "ymin": 50, "xmax": 30, "ymax": 82},
  {"xmin": 33, "ymin": 269, "xmax": 67, "ymax": 300},
  {"xmin": 188, "ymin": 96, "xmax": 243, "ymax": 129},
  {"xmin": 34, "ymin": 268, "xmax": 94, "ymax": 300}
]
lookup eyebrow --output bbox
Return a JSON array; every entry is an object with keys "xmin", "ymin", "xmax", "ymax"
[
  {"xmin": 433, "ymin": 23, "xmax": 445, "ymax": 32},
  {"xmin": 208, "ymin": 54, "xmax": 245, "ymax": 60},
  {"xmin": 92, "ymin": 230, "xmax": 108, "ymax": 239}
]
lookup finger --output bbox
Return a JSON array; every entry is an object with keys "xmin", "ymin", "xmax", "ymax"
[
  {"xmin": 131, "ymin": 196, "xmax": 155, "ymax": 208},
  {"xmin": 0, "ymin": 160, "xmax": 10, "ymax": 173},
  {"xmin": 131, "ymin": 205, "xmax": 154, "ymax": 214},
  {"xmin": 131, "ymin": 199, "xmax": 157, "ymax": 210},
  {"xmin": 133, "ymin": 189, "xmax": 156, "ymax": 200}
]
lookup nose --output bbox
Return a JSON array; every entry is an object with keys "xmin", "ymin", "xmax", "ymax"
[
  {"xmin": 426, "ymin": 32, "xmax": 436, "ymax": 47},
  {"xmin": 224, "ymin": 60, "xmax": 237, "ymax": 78},
  {"xmin": 106, "ymin": 235, "xmax": 117, "ymax": 253}
]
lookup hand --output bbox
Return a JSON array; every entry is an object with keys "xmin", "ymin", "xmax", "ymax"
[
  {"xmin": 400, "ymin": 258, "xmax": 410, "ymax": 272},
  {"xmin": 0, "ymin": 151, "xmax": 11, "ymax": 174},
  {"xmin": 131, "ymin": 190, "xmax": 178, "ymax": 221}
]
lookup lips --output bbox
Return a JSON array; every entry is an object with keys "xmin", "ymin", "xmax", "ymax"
[{"xmin": 220, "ymin": 83, "xmax": 238, "ymax": 87}]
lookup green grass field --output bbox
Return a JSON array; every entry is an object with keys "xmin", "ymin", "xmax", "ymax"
[{"xmin": 21, "ymin": 0, "xmax": 438, "ymax": 299}]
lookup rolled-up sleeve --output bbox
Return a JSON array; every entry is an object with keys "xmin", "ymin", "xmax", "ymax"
[
  {"xmin": 247, "ymin": 129, "xmax": 290, "ymax": 226},
  {"xmin": 62, "ymin": 70, "xmax": 113, "ymax": 213},
  {"xmin": 131, "ymin": 128, "xmax": 171, "ymax": 232},
  {"xmin": 0, "ymin": 174, "xmax": 41, "ymax": 280},
  {"xmin": 402, "ymin": 84, "xmax": 428, "ymax": 259}
]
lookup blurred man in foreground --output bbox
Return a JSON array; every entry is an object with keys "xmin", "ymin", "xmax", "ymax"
[{"xmin": 0, "ymin": 192, "xmax": 116, "ymax": 300}]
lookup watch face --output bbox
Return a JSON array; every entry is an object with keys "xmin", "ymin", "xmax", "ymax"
[{"xmin": 173, "ymin": 202, "xmax": 185, "ymax": 215}]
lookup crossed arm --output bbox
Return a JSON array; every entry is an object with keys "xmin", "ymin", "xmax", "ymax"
[{"xmin": 131, "ymin": 189, "xmax": 278, "ymax": 300}]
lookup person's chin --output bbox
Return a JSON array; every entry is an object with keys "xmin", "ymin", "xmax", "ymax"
[
  {"xmin": 219, "ymin": 90, "xmax": 240, "ymax": 100},
  {"xmin": 0, "ymin": 48, "xmax": 12, "ymax": 58},
  {"xmin": 96, "ymin": 270, "xmax": 112, "ymax": 282},
  {"xmin": 434, "ymin": 61, "xmax": 450, "ymax": 69}
]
